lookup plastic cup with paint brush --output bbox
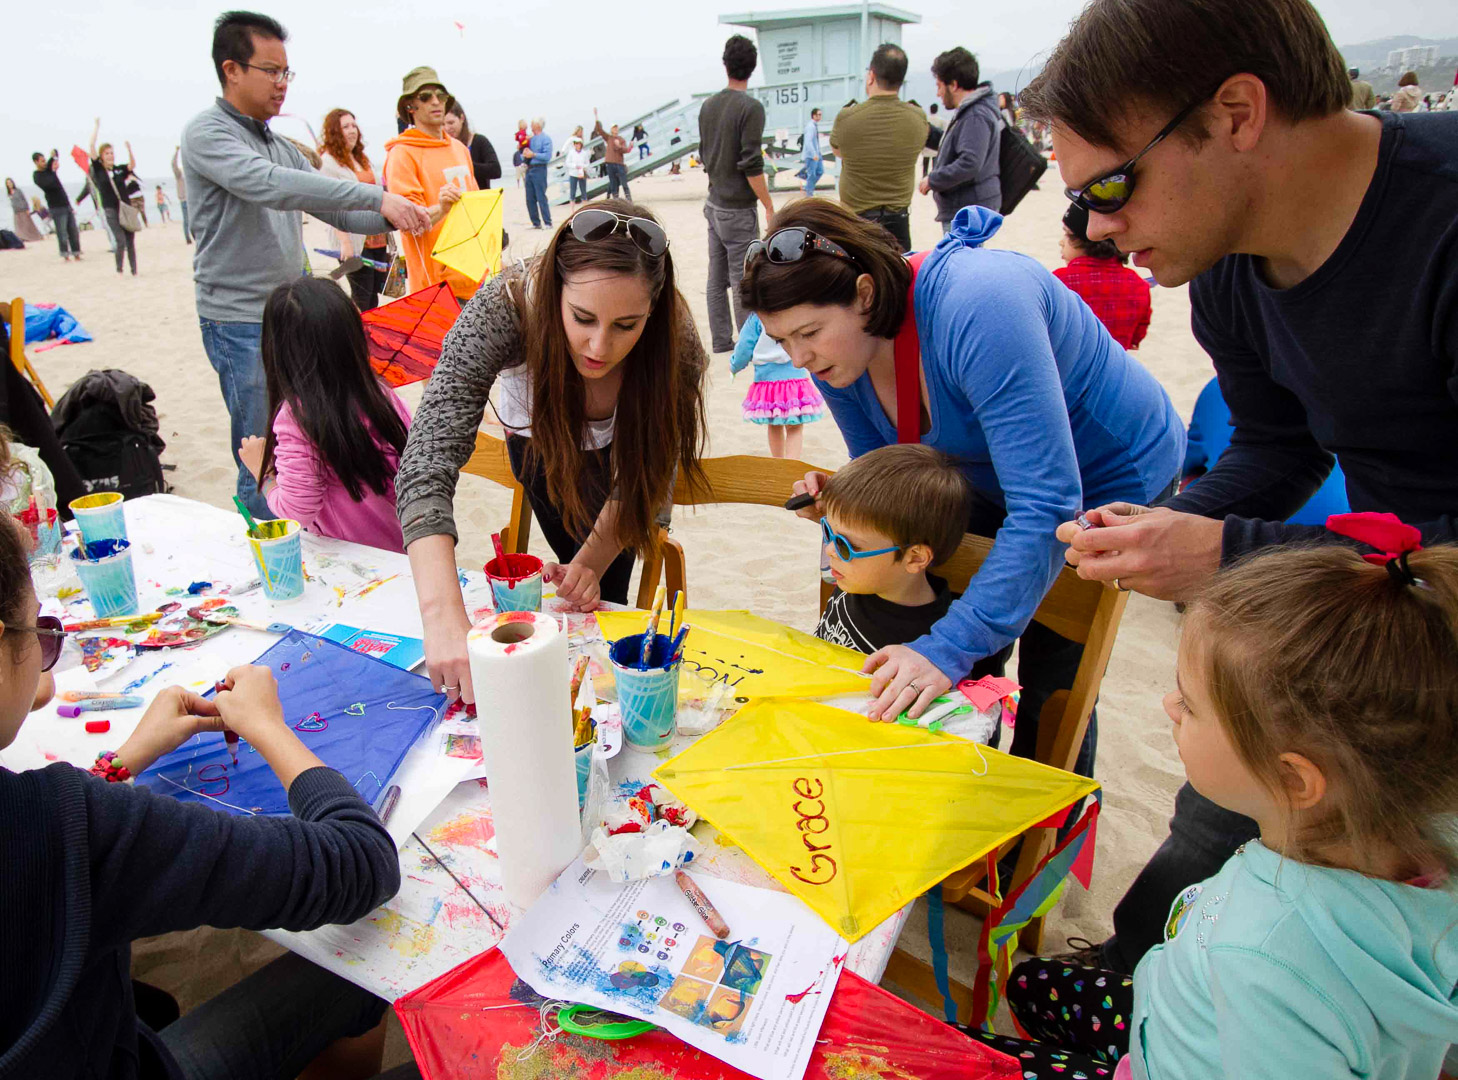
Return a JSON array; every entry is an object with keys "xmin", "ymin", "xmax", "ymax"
[
  {"xmin": 245, "ymin": 519, "xmax": 305, "ymax": 602},
  {"xmin": 70, "ymin": 538, "xmax": 139, "ymax": 618},
  {"xmin": 70, "ymin": 491, "xmax": 128, "ymax": 546},
  {"xmin": 610, "ymin": 630, "xmax": 681, "ymax": 751},
  {"xmin": 484, "ymin": 531, "xmax": 543, "ymax": 612}
]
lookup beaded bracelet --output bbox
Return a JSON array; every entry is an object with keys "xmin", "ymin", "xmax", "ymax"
[{"xmin": 90, "ymin": 750, "xmax": 132, "ymax": 783}]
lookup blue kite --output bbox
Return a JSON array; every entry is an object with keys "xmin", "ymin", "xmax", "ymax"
[{"xmin": 136, "ymin": 630, "xmax": 445, "ymax": 816}]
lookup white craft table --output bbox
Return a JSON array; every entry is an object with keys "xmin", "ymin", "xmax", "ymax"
[{"xmin": 5, "ymin": 494, "xmax": 995, "ymax": 1006}]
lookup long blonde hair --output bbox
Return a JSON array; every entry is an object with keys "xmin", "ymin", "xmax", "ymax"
[{"xmin": 1187, "ymin": 544, "xmax": 1458, "ymax": 877}]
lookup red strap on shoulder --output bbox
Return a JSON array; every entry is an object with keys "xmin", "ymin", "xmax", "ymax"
[{"xmin": 894, "ymin": 251, "xmax": 932, "ymax": 444}]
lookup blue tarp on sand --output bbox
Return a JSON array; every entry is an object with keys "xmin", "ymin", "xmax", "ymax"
[{"xmin": 24, "ymin": 303, "xmax": 92, "ymax": 347}]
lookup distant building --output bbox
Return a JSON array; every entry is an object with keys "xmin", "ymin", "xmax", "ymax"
[{"xmin": 1385, "ymin": 45, "xmax": 1438, "ymax": 70}]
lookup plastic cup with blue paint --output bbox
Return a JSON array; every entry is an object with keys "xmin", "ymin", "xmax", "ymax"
[
  {"xmin": 610, "ymin": 633, "xmax": 681, "ymax": 751},
  {"xmin": 69, "ymin": 492, "xmax": 128, "ymax": 546},
  {"xmin": 70, "ymin": 538, "xmax": 139, "ymax": 617},
  {"xmin": 485, "ymin": 552, "xmax": 543, "ymax": 613},
  {"xmin": 247, "ymin": 519, "xmax": 305, "ymax": 601}
]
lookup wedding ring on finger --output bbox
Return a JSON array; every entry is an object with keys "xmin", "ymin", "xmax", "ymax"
[
  {"xmin": 907, "ymin": 681, "xmax": 920, "ymax": 695},
  {"xmin": 441, "ymin": 683, "xmax": 460, "ymax": 692}
]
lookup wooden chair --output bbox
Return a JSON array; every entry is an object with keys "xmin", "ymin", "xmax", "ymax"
[
  {"xmin": 636, "ymin": 454, "xmax": 832, "ymax": 608},
  {"xmin": 461, "ymin": 431, "xmax": 532, "ymax": 555},
  {"xmin": 1, "ymin": 298, "xmax": 56, "ymax": 408},
  {"xmin": 878, "ymin": 531, "xmax": 1130, "ymax": 1023}
]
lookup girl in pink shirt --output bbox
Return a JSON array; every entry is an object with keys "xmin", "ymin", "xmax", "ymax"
[{"xmin": 238, "ymin": 278, "xmax": 412, "ymax": 552}]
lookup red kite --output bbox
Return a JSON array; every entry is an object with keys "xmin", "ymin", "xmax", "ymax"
[{"xmin": 360, "ymin": 282, "xmax": 461, "ymax": 388}]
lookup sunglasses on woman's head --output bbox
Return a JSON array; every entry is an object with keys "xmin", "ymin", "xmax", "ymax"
[
  {"xmin": 820, "ymin": 517, "xmax": 900, "ymax": 562},
  {"xmin": 1063, "ymin": 93, "xmax": 1212, "ymax": 215},
  {"xmin": 744, "ymin": 227, "xmax": 863, "ymax": 273},
  {"xmin": 8, "ymin": 615, "xmax": 66, "ymax": 672},
  {"xmin": 568, "ymin": 208, "xmax": 669, "ymax": 257}
]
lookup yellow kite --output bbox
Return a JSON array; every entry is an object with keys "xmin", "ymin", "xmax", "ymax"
[
  {"xmin": 595, "ymin": 609, "xmax": 870, "ymax": 701},
  {"xmin": 431, "ymin": 189, "xmax": 504, "ymax": 285},
  {"xmin": 654, "ymin": 700, "xmax": 1099, "ymax": 942}
]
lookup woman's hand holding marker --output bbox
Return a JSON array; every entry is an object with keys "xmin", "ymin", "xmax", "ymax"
[
  {"xmin": 863, "ymin": 643, "xmax": 952, "ymax": 722},
  {"xmin": 545, "ymin": 561, "xmax": 602, "ymax": 612},
  {"xmin": 790, "ymin": 470, "xmax": 831, "ymax": 522},
  {"xmin": 115, "ymin": 686, "xmax": 224, "ymax": 775}
]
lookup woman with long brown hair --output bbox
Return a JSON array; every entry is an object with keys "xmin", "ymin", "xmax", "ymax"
[
  {"xmin": 318, "ymin": 108, "xmax": 388, "ymax": 310},
  {"xmin": 396, "ymin": 200, "xmax": 708, "ymax": 702}
]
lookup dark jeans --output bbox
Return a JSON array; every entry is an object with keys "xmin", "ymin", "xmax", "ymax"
[
  {"xmin": 704, "ymin": 201, "xmax": 759, "ymax": 352},
  {"xmin": 347, "ymin": 244, "xmax": 389, "ymax": 312},
  {"xmin": 568, "ymin": 176, "xmax": 587, "ymax": 202},
  {"xmin": 605, "ymin": 162, "xmax": 630, "ymax": 200},
  {"xmin": 1103, "ymin": 783, "xmax": 1259, "ymax": 973},
  {"xmin": 505, "ymin": 434, "xmax": 635, "ymax": 605},
  {"xmin": 857, "ymin": 206, "xmax": 911, "ymax": 254},
  {"xmin": 51, "ymin": 205, "xmax": 80, "ymax": 256},
  {"xmin": 105, "ymin": 207, "xmax": 137, "ymax": 274},
  {"xmin": 156, "ymin": 951, "xmax": 414, "ymax": 1080},
  {"xmin": 199, "ymin": 318, "xmax": 270, "ymax": 518},
  {"xmin": 523, "ymin": 166, "xmax": 551, "ymax": 227},
  {"xmin": 967, "ymin": 489, "xmax": 1098, "ymax": 781}
]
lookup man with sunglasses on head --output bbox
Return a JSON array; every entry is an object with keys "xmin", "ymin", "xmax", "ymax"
[
  {"xmin": 182, "ymin": 11, "xmax": 429, "ymax": 518},
  {"xmin": 1021, "ymin": 0, "xmax": 1458, "ymax": 974}
]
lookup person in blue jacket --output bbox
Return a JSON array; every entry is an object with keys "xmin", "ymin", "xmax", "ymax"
[{"xmin": 739, "ymin": 197, "xmax": 1184, "ymax": 773}]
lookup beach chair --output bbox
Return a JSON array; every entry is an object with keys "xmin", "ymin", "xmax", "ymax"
[
  {"xmin": 1, "ymin": 298, "xmax": 56, "ymax": 408},
  {"xmin": 461, "ymin": 431, "xmax": 532, "ymax": 555},
  {"xmin": 878, "ymin": 531, "xmax": 1129, "ymax": 1023},
  {"xmin": 635, "ymin": 454, "xmax": 833, "ymax": 608}
]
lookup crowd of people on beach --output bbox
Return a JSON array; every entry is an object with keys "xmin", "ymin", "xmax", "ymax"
[{"xmin": 3, "ymin": 1, "xmax": 1458, "ymax": 1079}]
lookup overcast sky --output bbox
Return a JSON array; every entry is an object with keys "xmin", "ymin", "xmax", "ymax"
[{"xmin": 5, "ymin": 0, "xmax": 1456, "ymax": 189}]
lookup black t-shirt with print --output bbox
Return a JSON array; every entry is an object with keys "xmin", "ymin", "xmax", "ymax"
[{"xmin": 814, "ymin": 575, "xmax": 953, "ymax": 654}]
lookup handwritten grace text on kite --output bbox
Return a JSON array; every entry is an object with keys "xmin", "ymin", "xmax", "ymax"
[{"xmin": 789, "ymin": 777, "xmax": 838, "ymax": 885}]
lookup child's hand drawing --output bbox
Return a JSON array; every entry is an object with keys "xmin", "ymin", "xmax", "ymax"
[{"xmin": 116, "ymin": 685, "xmax": 224, "ymax": 774}]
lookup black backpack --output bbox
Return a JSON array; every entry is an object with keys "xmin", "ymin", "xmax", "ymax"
[
  {"xmin": 52, "ymin": 370, "xmax": 168, "ymax": 499},
  {"xmin": 998, "ymin": 123, "xmax": 1048, "ymax": 215}
]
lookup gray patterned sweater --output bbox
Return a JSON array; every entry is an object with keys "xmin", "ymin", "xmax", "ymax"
[{"xmin": 395, "ymin": 272, "xmax": 707, "ymax": 548}]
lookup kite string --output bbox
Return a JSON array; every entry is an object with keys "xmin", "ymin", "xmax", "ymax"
[
  {"xmin": 156, "ymin": 772, "xmax": 260, "ymax": 815},
  {"xmin": 719, "ymin": 740, "xmax": 989, "ymax": 777}
]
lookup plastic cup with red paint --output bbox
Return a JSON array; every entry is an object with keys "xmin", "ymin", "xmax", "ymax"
[{"xmin": 485, "ymin": 553, "xmax": 543, "ymax": 613}]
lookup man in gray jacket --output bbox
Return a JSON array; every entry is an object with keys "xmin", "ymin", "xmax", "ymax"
[
  {"xmin": 182, "ymin": 11, "xmax": 428, "ymax": 515},
  {"xmin": 919, "ymin": 47, "xmax": 1002, "ymax": 228}
]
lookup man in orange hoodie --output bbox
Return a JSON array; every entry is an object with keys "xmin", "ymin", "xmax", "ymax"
[{"xmin": 383, "ymin": 66, "xmax": 479, "ymax": 300}]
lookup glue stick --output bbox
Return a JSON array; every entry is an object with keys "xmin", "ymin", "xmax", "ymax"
[{"xmin": 57, "ymin": 696, "xmax": 145, "ymax": 717}]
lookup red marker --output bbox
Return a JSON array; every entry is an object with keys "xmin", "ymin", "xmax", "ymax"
[{"xmin": 214, "ymin": 679, "xmax": 239, "ymax": 769}]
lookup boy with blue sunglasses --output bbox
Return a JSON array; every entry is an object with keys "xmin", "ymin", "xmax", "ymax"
[{"xmin": 813, "ymin": 445, "xmax": 972, "ymax": 656}]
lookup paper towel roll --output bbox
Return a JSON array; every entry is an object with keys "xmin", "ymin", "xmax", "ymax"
[{"xmin": 468, "ymin": 611, "xmax": 581, "ymax": 908}]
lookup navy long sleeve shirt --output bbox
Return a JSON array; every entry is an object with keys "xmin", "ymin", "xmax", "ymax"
[
  {"xmin": 0, "ymin": 763, "xmax": 399, "ymax": 1079},
  {"xmin": 1164, "ymin": 111, "xmax": 1458, "ymax": 558}
]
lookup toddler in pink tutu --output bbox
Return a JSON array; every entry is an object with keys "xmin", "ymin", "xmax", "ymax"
[{"xmin": 729, "ymin": 313, "xmax": 824, "ymax": 458}]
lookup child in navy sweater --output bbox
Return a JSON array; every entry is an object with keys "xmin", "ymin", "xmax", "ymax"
[{"xmin": 0, "ymin": 513, "xmax": 415, "ymax": 1079}]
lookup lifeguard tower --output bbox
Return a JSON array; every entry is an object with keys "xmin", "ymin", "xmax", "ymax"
[{"xmin": 720, "ymin": 3, "xmax": 923, "ymax": 135}]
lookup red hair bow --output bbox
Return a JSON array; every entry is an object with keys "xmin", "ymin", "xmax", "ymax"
[{"xmin": 1325, "ymin": 512, "xmax": 1423, "ymax": 565}]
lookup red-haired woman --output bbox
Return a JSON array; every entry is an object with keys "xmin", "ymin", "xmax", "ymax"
[{"xmin": 319, "ymin": 108, "xmax": 387, "ymax": 310}]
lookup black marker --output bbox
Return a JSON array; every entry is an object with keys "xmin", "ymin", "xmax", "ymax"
[{"xmin": 784, "ymin": 492, "xmax": 815, "ymax": 512}]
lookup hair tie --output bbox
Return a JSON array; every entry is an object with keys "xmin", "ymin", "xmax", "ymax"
[{"xmin": 1327, "ymin": 512, "xmax": 1428, "ymax": 589}]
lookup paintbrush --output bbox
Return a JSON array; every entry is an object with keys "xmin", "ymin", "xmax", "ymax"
[
  {"xmin": 639, "ymin": 585, "xmax": 667, "ymax": 670},
  {"xmin": 668, "ymin": 623, "xmax": 691, "ymax": 665},
  {"xmin": 668, "ymin": 589, "xmax": 684, "ymax": 641},
  {"xmin": 232, "ymin": 496, "xmax": 262, "ymax": 538},
  {"xmin": 63, "ymin": 611, "xmax": 164, "ymax": 632},
  {"xmin": 189, "ymin": 607, "xmax": 292, "ymax": 634},
  {"xmin": 490, "ymin": 530, "xmax": 507, "ymax": 570}
]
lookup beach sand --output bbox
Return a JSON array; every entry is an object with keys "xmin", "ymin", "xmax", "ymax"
[{"xmin": 0, "ymin": 167, "xmax": 1209, "ymax": 1050}]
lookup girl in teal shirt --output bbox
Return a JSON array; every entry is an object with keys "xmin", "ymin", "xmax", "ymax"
[{"xmin": 975, "ymin": 528, "xmax": 1458, "ymax": 1078}]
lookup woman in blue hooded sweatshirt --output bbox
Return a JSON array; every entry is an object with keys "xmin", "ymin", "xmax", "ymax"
[{"xmin": 739, "ymin": 199, "xmax": 1184, "ymax": 771}]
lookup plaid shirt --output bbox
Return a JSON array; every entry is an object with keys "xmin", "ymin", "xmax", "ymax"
[{"xmin": 1053, "ymin": 256, "xmax": 1153, "ymax": 350}]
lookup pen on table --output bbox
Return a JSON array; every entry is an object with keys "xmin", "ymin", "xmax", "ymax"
[
  {"xmin": 377, "ymin": 785, "xmax": 401, "ymax": 825},
  {"xmin": 61, "ymin": 690, "xmax": 140, "ymax": 702},
  {"xmin": 57, "ymin": 696, "xmax": 144, "ymax": 717},
  {"xmin": 675, "ymin": 869, "xmax": 730, "ymax": 940}
]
